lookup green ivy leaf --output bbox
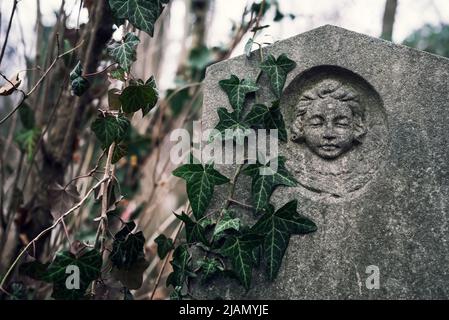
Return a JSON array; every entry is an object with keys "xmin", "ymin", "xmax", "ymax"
[
  {"xmin": 197, "ymin": 258, "xmax": 224, "ymax": 283},
  {"xmin": 111, "ymin": 143, "xmax": 128, "ymax": 164},
  {"xmin": 172, "ymin": 163, "xmax": 229, "ymax": 219},
  {"xmin": 213, "ymin": 211, "xmax": 240, "ymax": 238},
  {"xmin": 15, "ymin": 128, "xmax": 41, "ymax": 161},
  {"xmin": 108, "ymin": 0, "xmax": 170, "ymax": 36},
  {"xmin": 219, "ymin": 233, "xmax": 262, "ymax": 290},
  {"xmin": 166, "ymin": 245, "xmax": 196, "ymax": 288},
  {"xmin": 91, "ymin": 113, "xmax": 130, "ymax": 149},
  {"xmin": 175, "ymin": 212, "xmax": 209, "ymax": 246},
  {"xmin": 120, "ymin": 76, "xmax": 158, "ymax": 115},
  {"xmin": 259, "ymin": 54, "xmax": 296, "ymax": 98},
  {"xmin": 242, "ymin": 156, "xmax": 297, "ymax": 212},
  {"xmin": 110, "ymin": 221, "xmax": 146, "ymax": 270},
  {"xmin": 107, "ymin": 33, "xmax": 140, "ymax": 72},
  {"xmin": 219, "ymin": 75, "xmax": 258, "ymax": 116},
  {"xmin": 212, "ymin": 107, "xmax": 250, "ymax": 144},
  {"xmin": 46, "ymin": 249, "xmax": 102, "ymax": 300},
  {"xmin": 245, "ymin": 100, "xmax": 287, "ymax": 142},
  {"xmin": 18, "ymin": 102, "xmax": 35, "ymax": 130},
  {"xmin": 110, "ymin": 67, "xmax": 126, "ymax": 81},
  {"xmin": 154, "ymin": 234, "xmax": 174, "ymax": 259},
  {"xmin": 69, "ymin": 61, "xmax": 90, "ymax": 96},
  {"xmin": 19, "ymin": 261, "xmax": 50, "ymax": 281},
  {"xmin": 169, "ymin": 286, "xmax": 184, "ymax": 300},
  {"xmin": 252, "ymin": 200, "xmax": 317, "ymax": 280}
]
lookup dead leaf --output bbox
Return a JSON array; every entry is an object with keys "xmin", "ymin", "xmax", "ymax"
[
  {"xmin": 108, "ymin": 88, "xmax": 122, "ymax": 110},
  {"xmin": 111, "ymin": 257, "xmax": 150, "ymax": 290},
  {"xmin": 48, "ymin": 182, "xmax": 80, "ymax": 220},
  {"xmin": 93, "ymin": 277, "xmax": 132, "ymax": 300},
  {"xmin": 0, "ymin": 73, "xmax": 22, "ymax": 96}
]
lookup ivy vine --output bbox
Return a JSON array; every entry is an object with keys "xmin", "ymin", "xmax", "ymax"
[
  {"xmin": 6, "ymin": 0, "xmax": 168, "ymax": 300},
  {"xmin": 158, "ymin": 52, "xmax": 317, "ymax": 299}
]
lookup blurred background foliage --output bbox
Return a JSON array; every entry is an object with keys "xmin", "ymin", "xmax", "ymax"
[{"xmin": 403, "ymin": 23, "xmax": 449, "ymax": 58}]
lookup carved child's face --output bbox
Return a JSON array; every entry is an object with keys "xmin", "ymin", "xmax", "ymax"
[{"xmin": 303, "ymin": 98, "xmax": 355, "ymax": 159}]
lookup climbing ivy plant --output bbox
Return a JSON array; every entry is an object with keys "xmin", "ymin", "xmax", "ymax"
[
  {"xmin": 159, "ymin": 51, "xmax": 317, "ymax": 299},
  {"xmin": 10, "ymin": 0, "xmax": 168, "ymax": 300}
]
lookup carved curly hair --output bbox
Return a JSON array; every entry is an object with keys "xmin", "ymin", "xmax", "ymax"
[{"xmin": 291, "ymin": 79, "xmax": 367, "ymax": 143}]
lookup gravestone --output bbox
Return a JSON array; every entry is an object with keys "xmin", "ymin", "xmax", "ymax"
[{"xmin": 197, "ymin": 25, "xmax": 449, "ymax": 299}]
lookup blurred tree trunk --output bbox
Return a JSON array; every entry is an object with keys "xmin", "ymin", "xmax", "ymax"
[{"xmin": 381, "ymin": 0, "xmax": 398, "ymax": 41}]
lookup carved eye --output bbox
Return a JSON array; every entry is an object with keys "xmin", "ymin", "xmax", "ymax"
[
  {"xmin": 336, "ymin": 122, "xmax": 349, "ymax": 128},
  {"xmin": 307, "ymin": 116, "xmax": 324, "ymax": 127},
  {"xmin": 335, "ymin": 117, "xmax": 350, "ymax": 128}
]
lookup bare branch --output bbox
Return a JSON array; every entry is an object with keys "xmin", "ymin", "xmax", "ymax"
[
  {"xmin": 0, "ymin": 176, "xmax": 109, "ymax": 291},
  {"xmin": 0, "ymin": 40, "xmax": 84, "ymax": 126},
  {"xmin": 0, "ymin": 0, "xmax": 19, "ymax": 67}
]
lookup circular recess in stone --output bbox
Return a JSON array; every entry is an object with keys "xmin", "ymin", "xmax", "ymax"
[{"xmin": 281, "ymin": 65, "xmax": 389, "ymax": 201}]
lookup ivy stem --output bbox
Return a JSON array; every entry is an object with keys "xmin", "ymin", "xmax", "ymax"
[
  {"xmin": 0, "ymin": 39, "xmax": 84, "ymax": 126},
  {"xmin": 83, "ymin": 63, "xmax": 118, "ymax": 77},
  {"xmin": 149, "ymin": 202, "xmax": 191, "ymax": 300},
  {"xmin": 94, "ymin": 142, "xmax": 115, "ymax": 251},
  {"xmin": 227, "ymin": 198, "xmax": 254, "ymax": 211},
  {"xmin": 149, "ymin": 220, "xmax": 184, "ymax": 300},
  {"xmin": 224, "ymin": 164, "xmax": 244, "ymax": 210}
]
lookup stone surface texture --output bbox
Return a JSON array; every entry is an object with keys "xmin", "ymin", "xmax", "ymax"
[{"xmin": 198, "ymin": 25, "xmax": 449, "ymax": 299}]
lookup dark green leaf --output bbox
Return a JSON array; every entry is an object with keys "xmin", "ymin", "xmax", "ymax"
[
  {"xmin": 111, "ymin": 143, "xmax": 128, "ymax": 164},
  {"xmin": 46, "ymin": 249, "xmax": 102, "ymax": 300},
  {"xmin": 120, "ymin": 76, "xmax": 158, "ymax": 115},
  {"xmin": 274, "ymin": 8, "xmax": 284, "ymax": 22},
  {"xmin": 197, "ymin": 258, "xmax": 224, "ymax": 283},
  {"xmin": 188, "ymin": 45, "xmax": 213, "ymax": 71},
  {"xmin": 166, "ymin": 245, "xmax": 195, "ymax": 288},
  {"xmin": 219, "ymin": 233, "xmax": 262, "ymax": 290},
  {"xmin": 251, "ymin": 1, "xmax": 271, "ymax": 16},
  {"xmin": 109, "ymin": 0, "xmax": 170, "ymax": 36},
  {"xmin": 18, "ymin": 102, "xmax": 35, "ymax": 130},
  {"xmin": 107, "ymin": 33, "xmax": 140, "ymax": 72},
  {"xmin": 212, "ymin": 107, "xmax": 250, "ymax": 144},
  {"xmin": 19, "ymin": 261, "xmax": 50, "ymax": 281},
  {"xmin": 169, "ymin": 286, "xmax": 184, "ymax": 300},
  {"xmin": 242, "ymin": 156, "xmax": 297, "ymax": 212},
  {"xmin": 252, "ymin": 200, "xmax": 317, "ymax": 280},
  {"xmin": 245, "ymin": 100, "xmax": 287, "ymax": 142},
  {"xmin": 259, "ymin": 54, "xmax": 296, "ymax": 97},
  {"xmin": 15, "ymin": 128, "xmax": 41, "ymax": 161},
  {"xmin": 154, "ymin": 234, "xmax": 174, "ymax": 259},
  {"xmin": 110, "ymin": 222, "xmax": 146, "ymax": 269},
  {"xmin": 110, "ymin": 68, "xmax": 126, "ymax": 81},
  {"xmin": 70, "ymin": 61, "xmax": 89, "ymax": 96},
  {"xmin": 173, "ymin": 163, "xmax": 229, "ymax": 219},
  {"xmin": 91, "ymin": 113, "xmax": 130, "ymax": 149},
  {"xmin": 219, "ymin": 75, "xmax": 258, "ymax": 116},
  {"xmin": 213, "ymin": 211, "xmax": 240, "ymax": 237},
  {"xmin": 175, "ymin": 212, "xmax": 209, "ymax": 246}
]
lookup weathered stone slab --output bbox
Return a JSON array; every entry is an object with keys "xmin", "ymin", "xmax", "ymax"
[{"xmin": 198, "ymin": 25, "xmax": 449, "ymax": 299}]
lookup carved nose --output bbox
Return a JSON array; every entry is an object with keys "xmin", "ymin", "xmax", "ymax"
[{"xmin": 323, "ymin": 126, "xmax": 336, "ymax": 140}]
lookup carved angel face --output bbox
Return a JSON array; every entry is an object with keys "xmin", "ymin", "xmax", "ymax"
[{"xmin": 302, "ymin": 98, "xmax": 356, "ymax": 159}]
